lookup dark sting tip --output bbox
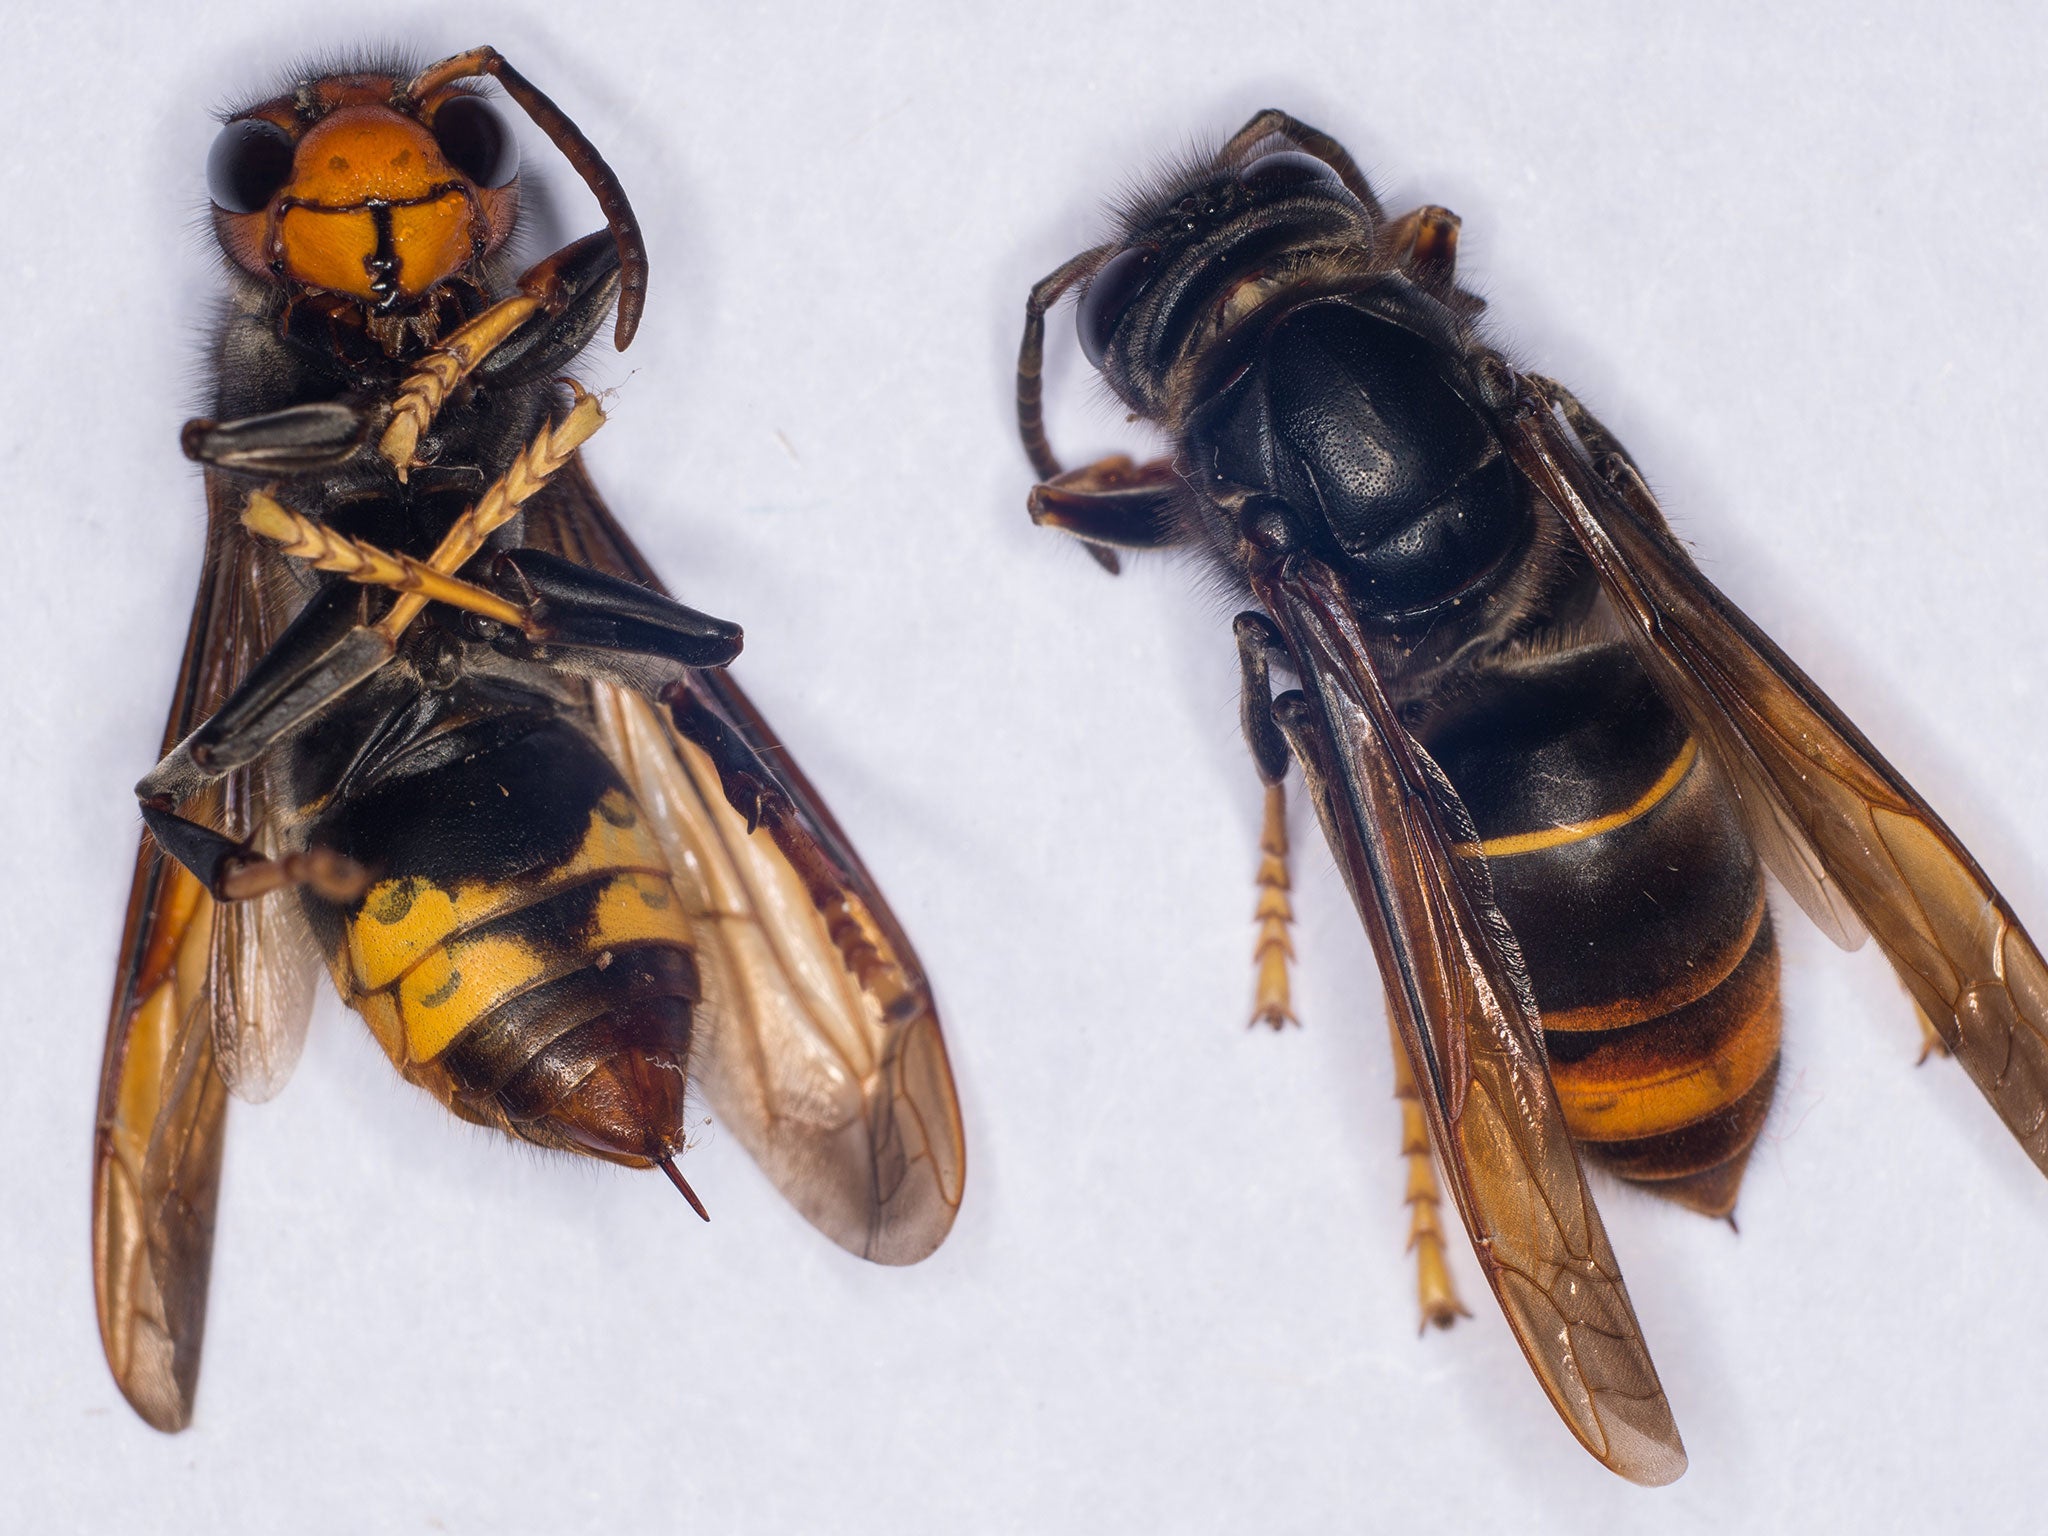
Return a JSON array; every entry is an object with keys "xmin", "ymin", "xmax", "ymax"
[{"xmin": 657, "ymin": 1154, "xmax": 710, "ymax": 1222}]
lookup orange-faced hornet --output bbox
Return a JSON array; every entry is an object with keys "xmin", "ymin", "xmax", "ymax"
[{"xmin": 97, "ymin": 48, "xmax": 964, "ymax": 1431}]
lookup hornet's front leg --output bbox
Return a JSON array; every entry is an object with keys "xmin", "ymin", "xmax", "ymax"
[
  {"xmin": 1015, "ymin": 247, "xmax": 1190, "ymax": 576},
  {"xmin": 182, "ymin": 234, "xmax": 625, "ymax": 483},
  {"xmin": 180, "ymin": 400, "xmax": 381, "ymax": 477},
  {"xmin": 1028, "ymin": 456, "xmax": 1189, "ymax": 572},
  {"xmin": 381, "ymin": 231, "xmax": 626, "ymax": 475}
]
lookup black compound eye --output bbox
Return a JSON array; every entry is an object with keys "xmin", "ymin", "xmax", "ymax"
[
  {"xmin": 1240, "ymin": 150, "xmax": 1344, "ymax": 198},
  {"xmin": 206, "ymin": 119, "xmax": 295, "ymax": 214},
  {"xmin": 433, "ymin": 95, "xmax": 519, "ymax": 188},
  {"xmin": 1076, "ymin": 245, "xmax": 1159, "ymax": 368}
]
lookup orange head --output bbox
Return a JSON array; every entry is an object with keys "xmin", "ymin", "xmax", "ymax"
[{"xmin": 208, "ymin": 72, "xmax": 521, "ymax": 310}]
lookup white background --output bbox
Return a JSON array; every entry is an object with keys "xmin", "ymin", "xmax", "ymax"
[{"xmin": 5, "ymin": 3, "xmax": 2048, "ymax": 1532}]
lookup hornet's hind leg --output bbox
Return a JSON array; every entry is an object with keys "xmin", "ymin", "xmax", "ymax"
[
  {"xmin": 1236, "ymin": 605, "xmax": 1466, "ymax": 1326},
  {"xmin": 1387, "ymin": 1012, "xmax": 1470, "ymax": 1331},
  {"xmin": 1236, "ymin": 612, "xmax": 1298, "ymax": 1029},
  {"xmin": 1250, "ymin": 783, "xmax": 1296, "ymax": 1030}
]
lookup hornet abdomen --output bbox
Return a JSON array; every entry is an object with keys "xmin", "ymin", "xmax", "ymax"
[
  {"xmin": 315, "ymin": 711, "xmax": 701, "ymax": 1165},
  {"xmin": 1420, "ymin": 641, "xmax": 1783, "ymax": 1216}
]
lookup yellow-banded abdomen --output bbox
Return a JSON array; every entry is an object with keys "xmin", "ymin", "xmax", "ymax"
[
  {"xmin": 307, "ymin": 707, "xmax": 701, "ymax": 1165},
  {"xmin": 1422, "ymin": 640, "xmax": 1782, "ymax": 1217}
]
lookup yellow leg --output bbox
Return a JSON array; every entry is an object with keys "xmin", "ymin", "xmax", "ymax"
[
  {"xmin": 1250, "ymin": 781, "xmax": 1297, "ymax": 1029},
  {"xmin": 373, "ymin": 384, "xmax": 606, "ymax": 643},
  {"xmin": 246, "ymin": 386, "xmax": 605, "ymax": 645},
  {"xmin": 1914, "ymin": 1002, "xmax": 1952, "ymax": 1064},
  {"xmin": 240, "ymin": 493, "xmax": 529, "ymax": 629},
  {"xmin": 378, "ymin": 294, "xmax": 544, "ymax": 478},
  {"xmin": 1390, "ymin": 1016, "xmax": 1469, "ymax": 1331}
]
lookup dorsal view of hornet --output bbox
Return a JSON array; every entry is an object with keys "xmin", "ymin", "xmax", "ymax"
[
  {"xmin": 1017, "ymin": 109, "xmax": 2048, "ymax": 1484},
  {"xmin": 97, "ymin": 47, "xmax": 964, "ymax": 1432}
]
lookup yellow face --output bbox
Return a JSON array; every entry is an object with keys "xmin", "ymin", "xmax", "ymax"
[{"xmin": 209, "ymin": 76, "xmax": 519, "ymax": 307}]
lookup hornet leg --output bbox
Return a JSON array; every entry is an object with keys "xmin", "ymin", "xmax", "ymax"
[
  {"xmin": 1913, "ymin": 1001, "xmax": 1953, "ymax": 1065},
  {"xmin": 1028, "ymin": 456, "xmax": 1188, "ymax": 570},
  {"xmin": 1389, "ymin": 1011, "xmax": 1470, "ymax": 1331},
  {"xmin": 1236, "ymin": 611, "xmax": 1298, "ymax": 1029},
  {"xmin": 1377, "ymin": 205, "xmax": 1477, "ymax": 314},
  {"xmin": 1259, "ymin": 655, "xmax": 1468, "ymax": 1328},
  {"xmin": 383, "ymin": 230, "xmax": 627, "ymax": 474},
  {"xmin": 481, "ymin": 547, "xmax": 744, "ymax": 681},
  {"xmin": 1250, "ymin": 783, "xmax": 1296, "ymax": 1030},
  {"xmin": 134, "ymin": 582, "xmax": 388, "ymax": 900},
  {"xmin": 137, "ymin": 798, "xmax": 367, "ymax": 904},
  {"xmin": 184, "ymin": 234, "xmax": 624, "ymax": 481}
]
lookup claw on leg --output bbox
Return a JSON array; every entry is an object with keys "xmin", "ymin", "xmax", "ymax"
[
  {"xmin": 1391, "ymin": 1017, "xmax": 1469, "ymax": 1330},
  {"xmin": 218, "ymin": 845, "xmax": 369, "ymax": 904},
  {"xmin": 1914, "ymin": 1003, "xmax": 1952, "ymax": 1064},
  {"xmin": 1250, "ymin": 782, "xmax": 1297, "ymax": 1029}
]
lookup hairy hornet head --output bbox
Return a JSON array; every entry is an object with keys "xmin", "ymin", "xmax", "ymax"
[
  {"xmin": 1073, "ymin": 138, "xmax": 1377, "ymax": 417},
  {"xmin": 208, "ymin": 69, "xmax": 521, "ymax": 310},
  {"xmin": 205, "ymin": 47, "xmax": 646, "ymax": 348}
]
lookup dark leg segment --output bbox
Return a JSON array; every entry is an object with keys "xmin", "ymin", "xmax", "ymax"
[
  {"xmin": 469, "ymin": 232, "xmax": 626, "ymax": 392},
  {"xmin": 1028, "ymin": 456, "xmax": 1186, "ymax": 554},
  {"xmin": 1017, "ymin": 247, "xmax": 1112, "ymax": 482},
  {"xmin": 663, "ymin": 680, "xmax": 794, "ymax": 835},
  {"xmin": 181, "ymin": 401, "xmax": 375, "ymax": 475},
  {"xmin": 1016, "ymin": 246, "xmax": 1125, "ymax": 574},
  {"xmin": 486, "ymin": 549, "xmax": 742, "ymax": 667},
  {"xmin": 139, "ymin": 799, "xmax": 366, "ymax": 902}
]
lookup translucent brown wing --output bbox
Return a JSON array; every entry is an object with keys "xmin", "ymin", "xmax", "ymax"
[
  {"xmin": 94, "ymin": 475, "xmax": 316, "ymax": 1430},
  {"xmin": 1257, "ymin": 555, "xmax": 1686, "ymax": 1486},
  {"xmin": 1506, "ymin": 377, "xmax": 2048, "ymax": 1173},
  {"xmin": 529, "ymin": 461, "xmax": 965, "ymax": 1262}
]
